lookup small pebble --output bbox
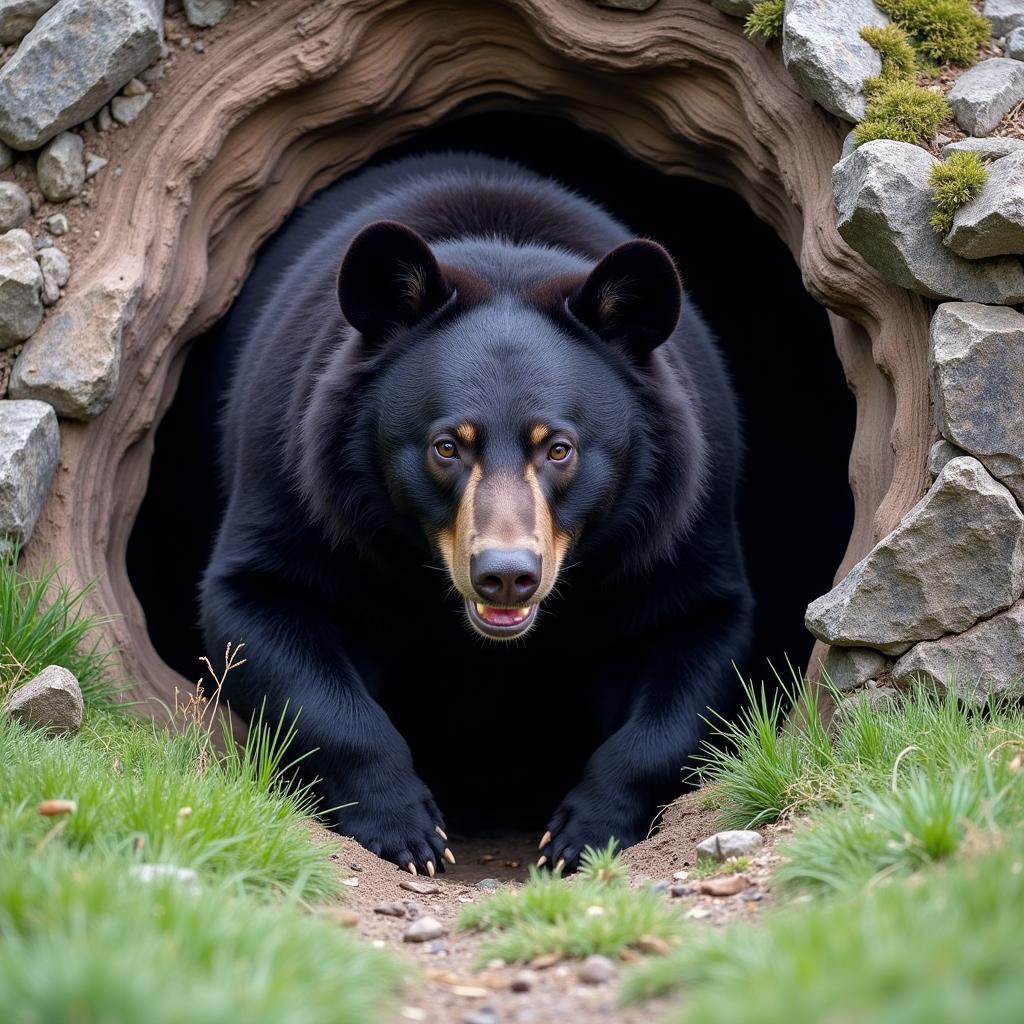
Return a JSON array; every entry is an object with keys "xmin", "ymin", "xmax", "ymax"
[
  {"xmin": 26, "ymin": 191, "xmax": 42, "ymax": 213},
  {"xmin": 96, "ymin": 106, "xmax": 114, "ymax": 132},
  {"xmin": 669, "ymin": 884, "xmax": 694, "ymax": 897},
  {"xmin": 578, "ymin": 954, "xmax": 618, "ymax": 985},
  {"xmin": 510, "ymin": 970, "xmax": 533, "ymax": 992},
  {"xmin": 699, "ymin": 874, "xmax": 749, "ymax": 897},
  {"xmin": 84, "ymin": 154, "xmax": 108, "ymax": 179},
  {"xmin": 649, "ymin": 879, "xmax": 669, "ymax": 894},
  {"xmin": 400, "ymin": 878, "xmax": 440, "ymax": 896},
  {"xmin": 194, "ymin": 40, "xmax": 205, "ymax": 53},
  {"xmin": 123, "ymin": 77, "xmax": 147, "ymax": 97},
  {"xmin": 373, "ymin": 901, "xmax": 407, "ymax": 917},
  {"xmin": 686, "ymin": 906, "xmax": 711, "ymax": 920},
  {"xmin": 178, "ymin": 34, "xmax": 191, "ymax": 46},
  {"xmin": 46, "ymin": 214, "xmax": 68, "ymax": 236},
  {"xmin": 476, "ymin": 877, "xmax": 500, "ymax": 891},
  {"xmin": 402, "ymin": 915, "xmax": 447, "ymax": 943},
  {"xmin": 33, "ymin": 234, "xmax": 53, "ymax": 250},
  {"xmin": 140, "ymin": 64, "xmax": 166, "ymax": 85},
  {"xmin": 426, "ymin": 941, "xmax": 448, "ymax": 954},
  {"xmin": 742, "ymin": 889, "xmax": 765, "ymax": 902},
  {"xmin": 321, "ymin": 907, "xmax": 359, "ymax": 928},
  {"xmin": 111, "ymin": 92, "xmax": 152, "ymax": 126},
  {"xmin": 462, "ymin": 1010, "xmax": 500, "ymax": 1024},
  {"xmin": 695, "ymin": 830, "xmax": 763, "ymax": 862}
]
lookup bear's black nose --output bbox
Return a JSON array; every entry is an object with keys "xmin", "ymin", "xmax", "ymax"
[{"xmin": 470, "ymin": 548, "xmax": 541, "ymax": 605}]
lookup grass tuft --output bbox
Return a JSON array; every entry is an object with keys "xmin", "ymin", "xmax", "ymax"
[
  {"xmin": 0, "ymin": 548, "xmax": 113, "ymax": 704},
  {"xmin": 875, "ymin": 0, "xmax": 991, "ymax": 67},
  {"xmin": 743, "ymin": 0, "xmax": 785, "ymax": 42},
  {"xmin": 929, "ymin": 150, "xmax": 988, "ymax": 233},
  {"xmin": 457, "ymin": 842, "xmax": 684, "ymax": 965}
]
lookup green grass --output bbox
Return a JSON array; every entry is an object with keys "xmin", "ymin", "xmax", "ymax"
[
  {"xmin": 744, "ymin": 0, "xmax": 785, "ymax": 42},
  {"xmin": 929, "ymin": 150, "xmax": 988, "ymax": 233},
  {"xmin": 695, "ymin": 672, "xmax": 1023, "ymax": 833},
  {"xmin": 0, "ymin": 708, "xmax": 338, "ymax": 898},
  {"xmin": 457, "ymin": 841, "xmax": 684, "ymax": 965},
  {"xmin": 0, "ymin": 849, "xmax": 404, "ymax": 1024},
  {"xmin": 0, "ymin": 548, "xmax": 113, "ymax": 704},
  {"xmin": 619, "ymin": 677, "xmax": 1024, "ymax": 1021},
  {"xmin": 0, "ymin": 554, "xmax": 404, "ymax": 1021},
  {"xmin": 621, "ymin": 842, "xmax": 1024, "ymax": 1022},
  {"xmin": 875, "ymin": 0, "xmax": 991, "ymax": 67},
  {"xmin": 689, "ymin": 855, "xmax": 749, "ymax": 880}
]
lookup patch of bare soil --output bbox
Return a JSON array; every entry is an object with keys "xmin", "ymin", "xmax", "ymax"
[{"xmin": 304, "ymin": 790, "xmax": 788, "ymax": 1024}]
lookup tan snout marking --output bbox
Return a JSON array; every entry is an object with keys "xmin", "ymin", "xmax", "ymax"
[{"xmin": 436, "ymin": 460, "xmax": 570, "ymax": 604}]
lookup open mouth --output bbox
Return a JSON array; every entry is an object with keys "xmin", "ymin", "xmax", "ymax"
[{"xmin": 465, "ymin": 599, "xmax": 539, "ymax": 639}]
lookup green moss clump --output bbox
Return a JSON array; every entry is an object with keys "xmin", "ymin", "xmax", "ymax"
[
  {"xmin": 875, "ymin": 0, "xmax": 991, "ymax": 67},
  {"xmin": 854, "ymin": 78, "xmax": 949, "ymax": 146},
  {"xmin": 860, "ymin": 24, "xmax": 918, "ymax": 93},
  {"xmin": 929, "ymin": 150, "xmax": 988, "ymax": 234},
  {"xmin": 744, "ymin": 0, "xmax": 785, "ymax": 42}
]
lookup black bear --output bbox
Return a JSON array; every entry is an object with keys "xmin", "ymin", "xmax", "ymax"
[{"xmin": 201, "ymin": 152, "xmax": 753, "ymax": 875}]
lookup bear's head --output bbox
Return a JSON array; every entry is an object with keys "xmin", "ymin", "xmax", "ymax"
[{"xmin": 301, "ymin": 221, "xmax": 706, "ymax": 640}]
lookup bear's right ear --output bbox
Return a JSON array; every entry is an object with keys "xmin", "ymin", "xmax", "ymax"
[{"xmin": 337, "ymin": 220, "xmax": 453, "ymax": 343}]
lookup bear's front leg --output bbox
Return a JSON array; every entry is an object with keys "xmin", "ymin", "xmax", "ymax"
[
  {"xmin": 538, "ymin": 600, "xmax": 750, "ymax": 872},
  {"xmin": 201, "ymin": 570, "xmax": 453, "ymax": 875}
]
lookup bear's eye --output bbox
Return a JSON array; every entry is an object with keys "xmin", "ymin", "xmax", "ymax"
[
  {"xmin": 434, "ymin": 439, "xmax": 459, "ymax": 460},
  {"xmin": 548, "ymin": 442, "xmax": 572, "ymax": 463}
]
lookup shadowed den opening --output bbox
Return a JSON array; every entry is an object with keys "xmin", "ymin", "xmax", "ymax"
[{"xmin": 128, "ymin": 111, "xmax": 854, "ymax": 829}]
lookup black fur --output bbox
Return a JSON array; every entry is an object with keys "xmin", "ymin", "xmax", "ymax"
[{"xmin": 200, "ymin": 153, "xmax": 753, "ymax": 871}]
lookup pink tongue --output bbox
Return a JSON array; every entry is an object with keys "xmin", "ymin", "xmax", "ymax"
[{"xmin": 482, "ymin": 606, "xmax": 524, "ymax": 626}]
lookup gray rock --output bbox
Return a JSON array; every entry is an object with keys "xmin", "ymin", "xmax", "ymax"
[
  {"xmin": 2, "ymin": 664, "xmax": 82, "ymax": 733},
  {"xmin": 0, "ymin": 233, "xmax": 42, "ymax": 346},
  {"xmin": 37, "ymin": 246, "xmax": 69, "ymax": 306},
  {"xmin": 0, "ymin": 399, "xmax": 58, "ymax": 550},
  {"xmin": 578, "ymin": 954, "xmax": 618, "ymax": 984},
  {"xmin": 893, "ymin": 600, "xmax": 1024, "ymax": 702},
  {"xmin": 946, "ymin": 151, "xmax": 1024, "ymax": 257},
  {"xmin": 0, "ymin": 141, "xmax": 11, "ymax": 171},
  {"xmin": 122, "ymin": 76, "xmax": 147, "ymax": 97},
  {"xmin": 476, "ymin": 877, "xmax": 500, "ymax": 890},
  {"xmin": 820, "ymin": 645, "xmax": 888, "ymax": 691},
  {"xmin": 806, "ymin": 457, "xmax": 1024, "ymax": 653},
  {"xmin": 32, "ymin": 234, "xmax": 51, "ymax": 251},
  {"xmin": 0, "ymin": 0, "xmax": 58, "ymax": 44},
  {"xmin": 985, "ymin": 0, "xmax": 1024, "ymax": 36},
  {"xmin": 84, "ymin": 153, "xmax": 107, "ymax": 179},
  {"xmin": 835, "ymin": 685, "xmax": 898, "ymax": 719},
  {"xmin": 182, "ymin": 0, "xmax": 231, "ymax": 25},
  {"xmin": 696, "ymin": 829, "xmax": 763, "ymax": 861},
  {"xmin": 1009, "ymin": 26, "xmax": 1024, "ymax": 60},
  {"xmin": 45, "ymin": 213, "xmax": 67, "ymax": 236},
  {"xmin": 928, "ymin": 439, "xmax": 967, "ymax": 477},
  {"xmin": 930, "ymin": 302, "xmax": 1024, "ymax": 504},
  {"xmin": 832, "ymin": 140, "xmax": 1024, "ymax": 304},
  {"xmin": 10, "ymin": 276, "xmax": 140, "ymax": 419},
  {"xmin": 399, "ymin": 878, "xmax": 440, "ymax": 895},
  {"xmin": 782, "ymin": 0, "xmax": 886, "ymax": 123},
  {"xmin": 129, "ymin": 864, "xmax": 201, "ymax": 892},
  {"xmin": 110, "ymin": 91, "xmax": 151, "ymax": 125},
  {"xmin": 940, "ymin": 136, "xmax": 1024, "ymax": 160},
  {"xmin": 1, "ymin": 229, "xmax": 32, "ymax": 258},
  {"xmin": 36, "ymin": 131, "xmax": 85, "ymax": 202},
  {"xmin": 711, "ymin": 0, "xmax": 755, "ymax": 15},
  {"xmin": 0, "ymin": 182, "xmax": 30, "ymax": 231},
  {"xmin": 841, "ymin": 129, "xmax": 857, "ymax": 159},
  {"xmin": 0, "ymin": 0, "xmax": 163, "ymax": 150},
  {"xmin": 96, "ymin": 105, "xmax": 113, "ymax": 132},
  {"xmin": 402, "ymin": 915, "xmax": 447, "ymax": 942},
  {"xmin": 948, "ymin": 58, "xmax": 1024, "ymax": 136}
]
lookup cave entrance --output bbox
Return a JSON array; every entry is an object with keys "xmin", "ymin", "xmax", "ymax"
[{"xmin": 128, "ymin": 110, "xmax": 855, "ymax": 707}]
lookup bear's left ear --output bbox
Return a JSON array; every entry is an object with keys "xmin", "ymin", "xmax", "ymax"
[
  {"xmin": 337, "ymin": 220, "xmax": 453, "ymax": 343},
  {"xmin": 568, "ymin": 240, "xmax": 682, "ymax": 360}
]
